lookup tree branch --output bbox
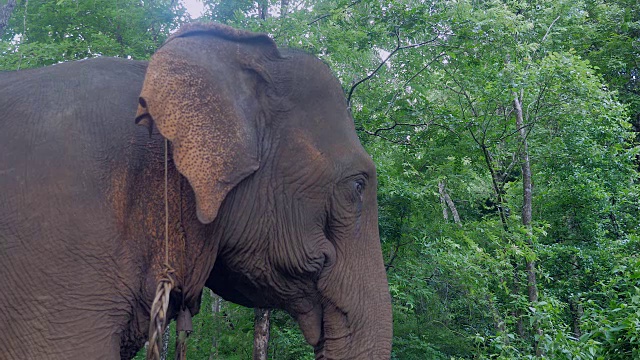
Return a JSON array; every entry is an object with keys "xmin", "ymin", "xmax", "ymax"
[
  {"xmin": 307, "ymin": 0, "xmax": 363, "ymax": 25},
  {"xmin": 384, "ymin": 52, "xmax": 447, "ymax": 116},
  {"xmin": 441, "ymin": 65, "xmax": 478, "ymax": 117},
  {"xmin": 371, "ymin": 121, "xmax": 433, "ymax": 136},
  {"xmin": 347, "ymin": 31, "xmax": 441, "ymax": 106},
  {"xmin": 439, "ymin": 180, "xmax": 462, "ymax": 226},
  {"xmin": 357, "ymin": 118, "xmax": 459, "ymax": 145},
  {"xmin": 359, "ymin": 129, "xmax": 410, "ymax": 145},
  {"xmin": 541, "ymin": 16, "xmax": 561, "ymax": 44}
]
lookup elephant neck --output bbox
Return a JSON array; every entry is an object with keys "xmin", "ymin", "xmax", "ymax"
[
  {"xmin": 157, "ymin": 172, "xmax": 219, "ymax": 317},
  {"xmin": 126, "ymin": 137, "xmax": 218, "ymax": 324},
  {"xmin": 115, "ymin": 132, "xmax": 218, "ymax": 353}
]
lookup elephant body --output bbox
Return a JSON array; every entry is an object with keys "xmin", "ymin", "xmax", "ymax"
[
  {"xmin": 0, "ymin": 58, "xmax": 177, "ymax": 358},
  {"xmin": 0, "ymin": 24, "xmax": 392, "ymax": 359}
]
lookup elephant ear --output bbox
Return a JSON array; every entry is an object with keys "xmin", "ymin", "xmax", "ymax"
[{"xmin": 135, "ymin": 23, "xmax": 281, "ymax": 224}]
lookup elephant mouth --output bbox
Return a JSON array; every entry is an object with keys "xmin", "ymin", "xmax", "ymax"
[
  {"xmin": 293, "ymin": 298, "xmax": 324, "ymax": 346},
  {"xmin": 294, "ymin": 299, "xmax": 353, "ymax": 357}
]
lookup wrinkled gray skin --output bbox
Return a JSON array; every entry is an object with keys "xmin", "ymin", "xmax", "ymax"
[{"xmin": 0, "ymin": 24, "xmax": 392, "ymax": 359}]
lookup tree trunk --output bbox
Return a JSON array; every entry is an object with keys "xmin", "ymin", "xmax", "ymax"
[
  {"xmin": 438, "ymin": 180, "xmax": 461, "ymax": 226},
  {"xmin": 209, "ymin": 290, "xmax": 221, "ymax": 360},
  {"xmin": 487, "ymin": 295, "xmax": 507, "ymax": 341},
  {"xmin": 569, "ymin": 255, "xmax": 583, "ymax": 340},
  {"xmin": 512, "ymin": 262, "xmax": 525, "ymax": 337},
  {"xmin": 280, "ymin": 0, "xmax": 289, "ymax": 18},
  {"xmin": 160, "ymin": 326, "xmax": 170, "ymax": 360},
  {"xmin": 514, "ymin": 92, "xmax": 542, "ymax": 356},
  {"xmin": 438, "ymin": 180, "xmax": 449, "ymax": 221},
  {"xmin": 570, "ymin": 298, "xmax": 583, "ymax": 339},
  {"xmin": 253, "ymin": 308, "xmax": 270, "ymax": 360},
  {"xmin": 0, "ymin": 0, "xmax": 16, "ymax": 37},
  {"xmin": 258, "ymin": 0, "xmax": 268, "ymax": 20},
  {"xmin": 609, "ymin": 197, "xmax": 620, "ymax": 237},
  {"xmin": 479, "ymin": 144, "xmax": 509, "ymax": 231}
]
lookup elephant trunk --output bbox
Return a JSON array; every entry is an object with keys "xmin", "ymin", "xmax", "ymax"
[
  {"xmin": 315, "ymin": 288, "xmax": 392, "ymax": 359},
  {"xmin": 313, "ymin": 210, "xmax": 393, "ymax": 359}
]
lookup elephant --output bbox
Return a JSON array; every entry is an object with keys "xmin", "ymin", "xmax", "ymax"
[{"xmin": 0, "ymin": 23, "xmax": 392, "ymax": 359}]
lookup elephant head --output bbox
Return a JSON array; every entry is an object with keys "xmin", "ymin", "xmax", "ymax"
[{"xmin": 135, "ymin": 23, "xmax": 392, "ymax": 359}]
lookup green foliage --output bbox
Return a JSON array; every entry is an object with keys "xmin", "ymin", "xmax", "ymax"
[
  {"xmin": 132, "ymin": 291, "xmax": 313, "ymax": 359},
  {"xmin": 0, "ymin": 0, "xmax": 187, "ymax": 70},
  {"xmin": 580, "ymin": 242, "xmax": 640, "ymax": 359},
  {"xmin": 268, "ymin": 310, "xmax": 314, "ymax": 360}
]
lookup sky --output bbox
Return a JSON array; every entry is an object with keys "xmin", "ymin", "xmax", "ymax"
[{"xmin": 182, "ymin": 0, "xmax": 205, "ymax": 17}]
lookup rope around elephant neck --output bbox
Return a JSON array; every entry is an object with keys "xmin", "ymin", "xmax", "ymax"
[
  {"xmin": 146, "ymin": 138, "xmax": 176, "ymax": 360},
  {"xmin": 165, "ymin": 137, "xmax": 169, "ymax": 265}
]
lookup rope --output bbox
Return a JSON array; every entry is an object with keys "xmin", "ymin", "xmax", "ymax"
[
  {"xmin": 146, "ymin": 267, "xmax": 175, "ymax": 360},
  {"xmin": 146, "ymin": 138, "xmax": 176, "ymax": 360},
  {"xmin": 164, "ymin": 137, "xmax": 169, "ymax": 264}
]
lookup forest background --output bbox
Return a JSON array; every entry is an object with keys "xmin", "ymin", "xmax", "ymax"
[{"xmin": 1, "ymin": 0, "xmax": 639, "ymax": 359}]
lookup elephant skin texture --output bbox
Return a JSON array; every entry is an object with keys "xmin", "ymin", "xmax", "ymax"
[{"xmin": 0, "ymin": 23, "xmax": 392, "ymax": 359}]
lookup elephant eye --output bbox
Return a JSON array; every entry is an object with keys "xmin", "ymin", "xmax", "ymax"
[
  {"xmin": 344, "ymin": 176, "xmax": 366, "ymax": 205},
  {"xmin": 354, "ymin": 180, "xmax": 365, "ymax": 196}
]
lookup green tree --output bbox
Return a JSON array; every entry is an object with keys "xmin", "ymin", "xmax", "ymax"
[{"xmin": 0, "ymin": 0, "xmax": 187, "ymax": 70}]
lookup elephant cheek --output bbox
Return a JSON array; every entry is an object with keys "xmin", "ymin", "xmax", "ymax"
[{"xmin": 295, "ymin": 301, "xmax": 323, "ymax": 347}]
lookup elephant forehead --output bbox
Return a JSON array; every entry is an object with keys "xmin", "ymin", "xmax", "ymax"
[
  {"xmin": 290, "ymin": 129, "xmax": 326, "ymax": 160},
  {"xmin": 279, "ymin": 55, "xmax": 365, "ymax": 148},
  {"xmin": 282, "ymin": 127, "xmax": 373, "ymax": 175}
]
